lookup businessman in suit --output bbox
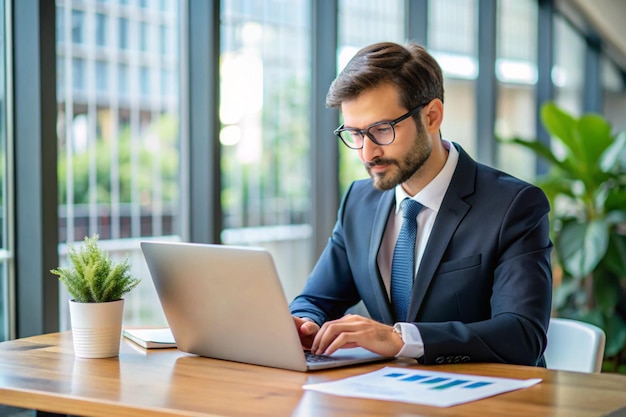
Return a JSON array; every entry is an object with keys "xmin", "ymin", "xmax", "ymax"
[{"xmin": 289, "ymin": 42, "xmax": 553, "ymax": 366}]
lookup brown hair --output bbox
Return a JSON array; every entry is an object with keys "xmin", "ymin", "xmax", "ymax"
[{"xmin": 326, "ymin": 42, "xmax": 444, "ymax": 111}]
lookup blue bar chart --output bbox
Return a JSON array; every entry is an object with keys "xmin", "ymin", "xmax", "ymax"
[
  {"xmin": 304, "ymin": 366, "xmax": 541, "ymax": 407},
  {"xmin": 384, "ymin": 371, "xmax": 489, "ymax": 390}
]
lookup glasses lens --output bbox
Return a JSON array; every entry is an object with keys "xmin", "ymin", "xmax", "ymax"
[
  {"xmin": 338, "ymin": 130, "xmax": 363, "ymax": 149},
  {"xmin": 367, "ymin": 122, "xmax": 394, "ymax": 145}
]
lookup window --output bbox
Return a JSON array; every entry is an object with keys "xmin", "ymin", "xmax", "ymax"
[
  {"xmin": 95, "ymin": 13, "xmax": 107, "ymax": 47},
  {"xmin": 429, "ymin": 0, "xmax": 477, "ymax": 56},
  {"xmin": 159, "ymin": 25, "xmax": 168, "ymax": 55},
  {"xmin": 220, "ymin": 0, "xmax": 313, "ymax": 300},
  {"xmin": 72, "ymin": 58, "xmax": 85, "ymax": 91},
  {"xmin": 495, "ymin": 0, "xmax": 538, "ymax": 181},
  {"xmin": 95, "ymin": 61, "xmax": 109, "ymax": 93},
  {"xmin": 57, "ymin": 6, "xmax": 65, "ymax": 43},
  {"xmin": 140, "ymin": 66, "xmax": 150, "ymax": 96},
  {"xmin": 428, "ymin": 0, "xmax": 478, "ymax": 157},
  {"xmin": 56, "ymin": 0, "xmax": 185, "ymax": 328},
  {"xmin": 118, "ymin": 63, "xmax": 129, "ymax": 96},
  {"xmin": 119, "ymin": 17, "xmax": 129, "ymax": 50},
  {"xmin": 0, "ymin": 1, "xmax": 13, "ymax": 341},
  {"xmin": 553, "ymin": 15, "xmax": 585, "ymax": 114},
  {"xmin": 602, "ymin": 57, "xmax": 626, "ymax": 133},
  {"xmin": 140, "ymin": 21, "xmax": 148, "ymax": 52},
  {"xmin": 71, "ymin": 10, "xmax": 85, "ymax": 44}
]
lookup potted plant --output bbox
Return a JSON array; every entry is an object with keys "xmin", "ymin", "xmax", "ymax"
[
  {"xmin": 503, "ymin": 102, "xmax": 626, "ymax": 373},
  {"xmin": 51, "ymin": 234, "xmax": 141, "ymax": 358}
]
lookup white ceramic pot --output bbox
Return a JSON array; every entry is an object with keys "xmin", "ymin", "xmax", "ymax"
[{"xmin": 69, "ymin": 299, "xmax": 124, "ymax": 358}]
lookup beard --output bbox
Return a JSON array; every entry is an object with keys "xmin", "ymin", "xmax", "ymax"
[{"xmin": 365, "ymin": 122, "xmax": 432, "ymax": 191}]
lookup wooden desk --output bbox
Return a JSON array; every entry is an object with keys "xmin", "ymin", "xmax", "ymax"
[{"xmin": 1, "ymin": 332, "xmax": 626, "ymax": 417}]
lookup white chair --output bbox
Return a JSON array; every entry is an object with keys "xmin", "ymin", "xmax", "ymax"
[{"xmin": 544, "ymin": 317, "xmax": 606, "ymax": 373}]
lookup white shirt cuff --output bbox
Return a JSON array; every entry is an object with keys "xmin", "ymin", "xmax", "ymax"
[{"xmin": 394, "ymin": 322, "xmax": 425, "ymax": 358}]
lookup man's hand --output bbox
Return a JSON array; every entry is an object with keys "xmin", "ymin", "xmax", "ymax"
[
  {"xmin": 311, "ymin": 314, "xmax": 404, "ymax": 357},
  {"xmin": 293, "ymin": 316, "xmax": 320, "ymax": 349}
]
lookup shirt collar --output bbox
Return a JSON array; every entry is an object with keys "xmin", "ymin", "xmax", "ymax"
[{"xmin": 394, "ymin": 139, "xmax": 459, "ymax": 213}]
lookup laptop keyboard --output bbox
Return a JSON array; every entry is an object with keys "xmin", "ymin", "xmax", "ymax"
[{"xmin": 304, "ymin": 350, "xmax": 336, "ymax": 363}]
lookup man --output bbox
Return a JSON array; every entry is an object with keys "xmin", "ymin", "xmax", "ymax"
[{"xmin": 289, "ymin": 42, "xmax": 553, "ymax": 366}]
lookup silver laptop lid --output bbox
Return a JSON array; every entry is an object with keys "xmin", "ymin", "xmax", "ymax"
[{"xmin": 141, "ymin": 241, "xmax": 310, "ymax": 371}]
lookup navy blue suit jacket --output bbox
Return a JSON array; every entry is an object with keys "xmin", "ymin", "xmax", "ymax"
[{"xmin": 290, "ymin": 143, "xmax": 553, "ymax": 366}]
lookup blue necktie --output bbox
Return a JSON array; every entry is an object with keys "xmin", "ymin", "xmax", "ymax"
[{"xmin": 391, "ymin": 199, "xmax": 423, "ymax": 321}]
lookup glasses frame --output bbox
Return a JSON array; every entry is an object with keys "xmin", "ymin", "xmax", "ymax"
[{"xmin": 334, "ymin": 102, "xmax": 429, "ymax": 150}]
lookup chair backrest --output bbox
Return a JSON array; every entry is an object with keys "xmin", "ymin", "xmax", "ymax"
[{"xmin": 544, "ymin": 318, "xmax": 606, "ymax": 373}]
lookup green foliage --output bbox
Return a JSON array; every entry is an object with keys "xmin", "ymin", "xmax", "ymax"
[
  {"xmin": 51, "ymin": 235, "xmax": 141, "ymax": 303},
  {"xmin": 504, "ymin": 102, "xmax": 626, "ymax": 372},
  {"xmin": 57, "ymin": 114, "xmax": 179, "ymax": 205}
]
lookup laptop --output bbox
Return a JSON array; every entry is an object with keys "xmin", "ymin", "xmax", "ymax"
[{"xmin": 140, "ymin": 241, "xmax": 389, "ymax": 372}]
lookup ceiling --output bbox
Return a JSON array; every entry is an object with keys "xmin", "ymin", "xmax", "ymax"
[{"xmin": 559, "ymin": 0, "xmax": 626, "ymax": 71}]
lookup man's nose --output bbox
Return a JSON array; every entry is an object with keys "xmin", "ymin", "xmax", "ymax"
[{"xmin": 360, "ymin": 134, "xmax": 383, "ymax": 161}]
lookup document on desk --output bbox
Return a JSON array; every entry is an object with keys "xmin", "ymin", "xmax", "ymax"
[
  {"xmin": 303, "ymin": 366, "xmax": 541, "ymax": 407},
  {"xmin": 122, "ymin": 328, "xmax": 177, "ymax": 349}
]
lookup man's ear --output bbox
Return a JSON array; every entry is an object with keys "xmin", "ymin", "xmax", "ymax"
[{"xmin": 423, "ymin": 99, "xmax": 443, "ymax": 134}]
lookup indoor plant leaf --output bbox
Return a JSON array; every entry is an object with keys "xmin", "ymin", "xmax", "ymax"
[
  {"xmin": 505, "ymin": 137, "xmax": 565, "ymax": 169},
  {"xmin": 576, "ymin": 114, "xmax": 613, "ymax": 168},
  {"xmin": 604, "ymin": 232, "xmax": 626, "ymax": 277},
  {"xmin": 593, "ymin": 268, "xmax": 620, "ymax": 317},
  {"xmin": 552, "ymin": 277, "xmax": 580, "ymax": 310},
  {"xmin": 509, "ymin": 102, "xmax": 626, "ymax": 369},
  {"xmin": 606, "ymin": 188, "xmax": 626, "ymax": 214},
  {"xmin": 541, "ymin": 103, "xmax": 583, "ymax": 162},
  {"xmin": 601, "ymin": 130, "xmax": 626, "ymax": 172},
  {"xmin": 605, "ymin": 314, "xmax": 626, "ymax": 358},
  {"xmin": 557, "ymin": 219, "xmax": 609, "ymax": 278}
]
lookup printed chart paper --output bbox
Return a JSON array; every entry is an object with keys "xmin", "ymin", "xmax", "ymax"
[{"xmin": 303, "ymin": 366, "xmax": 541, "ymax": 407}]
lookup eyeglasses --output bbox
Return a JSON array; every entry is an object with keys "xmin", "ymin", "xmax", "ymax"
[{"xmin": 334, "ymin": 102, "xmax": 429, "ymax": 150}]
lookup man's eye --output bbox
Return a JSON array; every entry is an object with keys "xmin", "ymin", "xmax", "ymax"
[{"xmin": 372, "ymin": 125, "xmax": 391, "ymax": 135}]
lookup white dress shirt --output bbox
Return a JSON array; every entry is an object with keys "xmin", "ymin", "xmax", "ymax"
[{"xmin": 376, "ymin": 139, "xmax": 459, "ymax": 358}]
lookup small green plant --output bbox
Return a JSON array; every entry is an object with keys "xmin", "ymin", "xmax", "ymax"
[{"xmin": 51, "ymin": 235, "xmax": 141, "ymax": 303}]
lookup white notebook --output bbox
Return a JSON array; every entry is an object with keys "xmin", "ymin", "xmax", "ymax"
[{"xmin": 122, "ymin": 328, "xmax": 177, "ymax": 349}]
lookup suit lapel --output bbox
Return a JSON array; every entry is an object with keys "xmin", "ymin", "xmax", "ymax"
[
  {"xmin": 406, "ymin": 145, "xmax": 477, "ymax": 321},
  {"xmin": 368, "ymin": 190, "xmax": 395, "ymax": 323}
]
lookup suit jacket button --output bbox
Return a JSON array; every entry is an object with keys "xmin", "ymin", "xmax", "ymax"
[
  {"xmin": 453, "ymin": 356, "xmax": 462, "ymax": 363},
  {"xmin": 446, "ymin": 356, "xmax": 454, "ymax": 363},
  {"xmin": 462, "ymin": 356, "xmax": 470, "ymax": 362},
  {"xmin": 435, "ymin": 356, "xmax": 445, "ymax": 364}
]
